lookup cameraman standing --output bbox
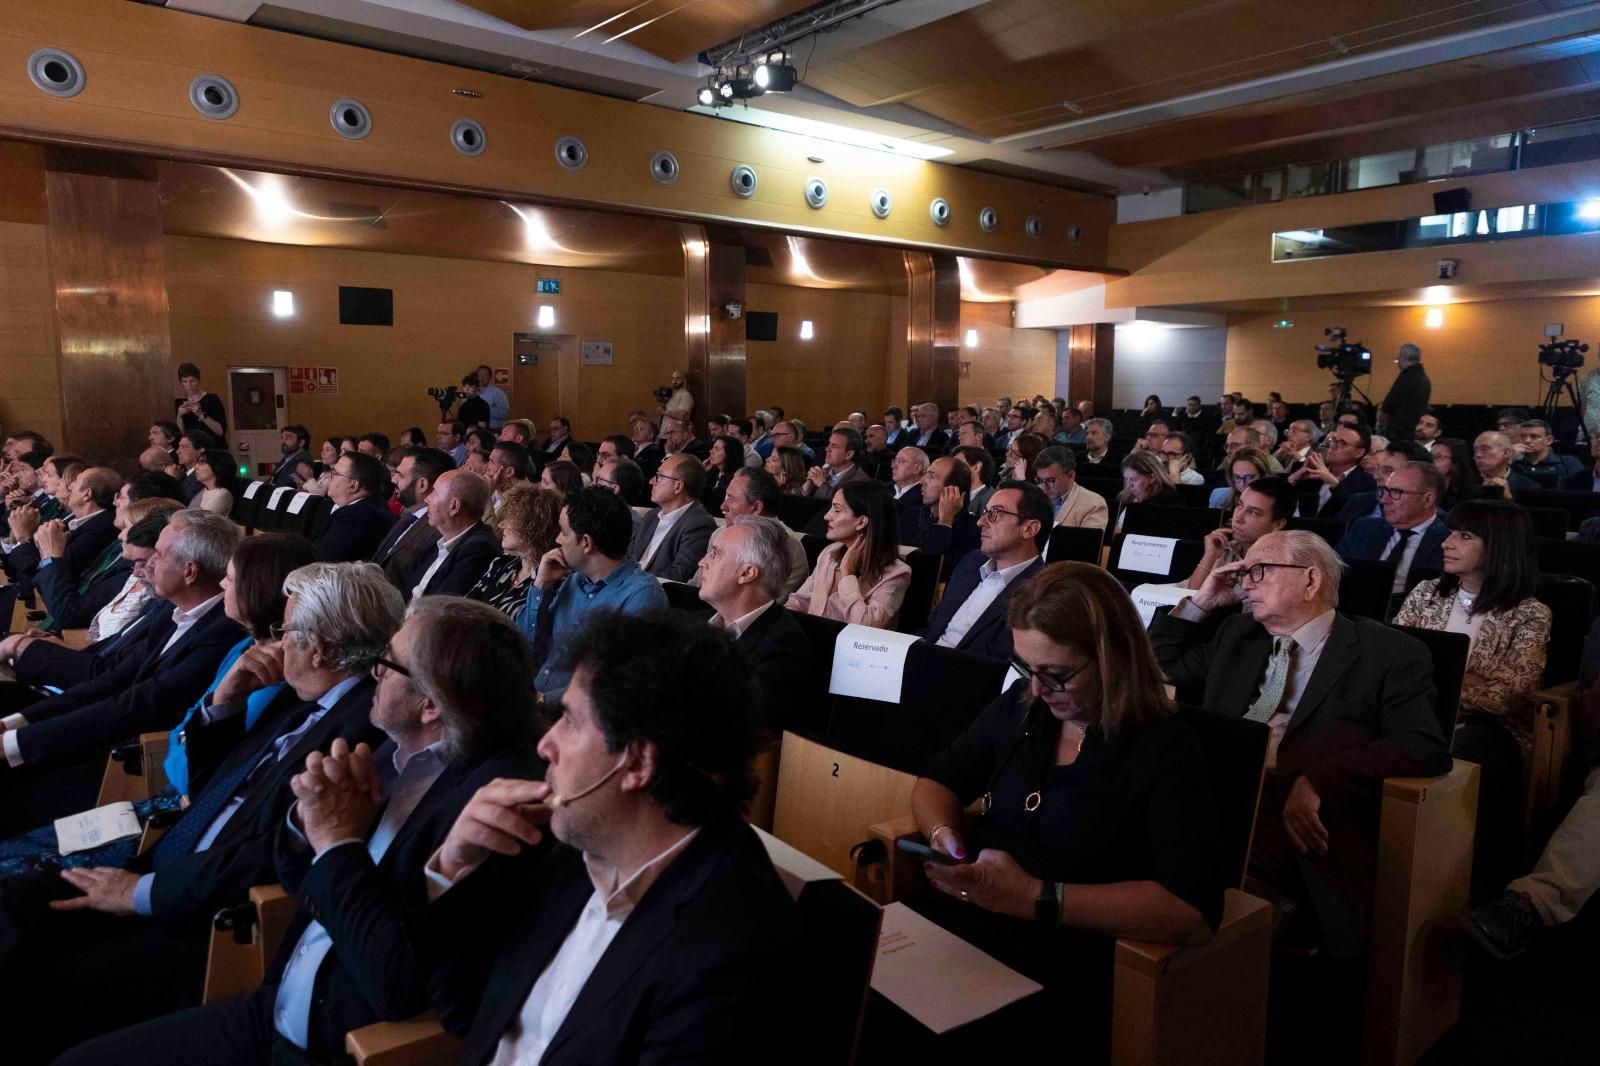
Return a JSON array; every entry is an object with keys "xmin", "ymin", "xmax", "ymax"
[{"xmin": 1378, "ymin": 343, "xmax": 1431, "ymax": 440}]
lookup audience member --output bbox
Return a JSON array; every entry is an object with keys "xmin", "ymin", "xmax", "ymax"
[
  {"xmin": 661, "ymin": 414, "xmax": 710, "ymax": 460},
  {"xmin": 1336, "ymin": 461, "xmax": 1448, "ymax": 598},
  {"xmin": 1002, "ymin": 432, "xmax": 1046, "ymax": 484},
  {"xmin": 314, "ymin": 451, "xmax": 397, "ymax": 563},
  {"xmin": 1429, "ymin": 437, "xmax": 1481, "ymax": 506},
  {"xmin": 272, "ymin": 425, "xmax": 313, "ymax": 489},
  {"xmin": 371, "ymin": 448, "xmax": 453, "ymax": 592},
  {"xmin": 1117, "ymin": 450, "xmax": 1181, "ymax": 525},
  {"xmin": 499, "ymin": 419, "xmax": 536, "ymax": 448},
  {"xmin": 539, "ymin": 459, "xmax": 584, "ymax": 495},
  {"xmin": 1287, "ymin": 423, "xmax": 1375, "ymax": 519},
  {"xmin": 628, "ymin": 455, "xmax": 717, "ymax": 582},
  {"xmin": 1513, "ymin": 418, "xmax": 1583, "ymax": 489},
  {"xmin": 1080, "ymin": 418, "xmax": 1118, "ymax": 475},
  {"xmin": 921, "ymin": 480, "xmax": 1049, "ymax": 660},
  {"xmin": 693, "ymin": 467, "xmax": 809, "ymax": 600},
  {"xmin": 186, "ymin": 449, "xmax": 238, "ymax": 516},
  {"xmin": 899, "ymin": 561, "xmax": 1222, "ymax": 1059},
  {"xmin": 482, "ymin": 440, "xmax": 534, "ymax": 518},
  {"xmin": 1159, "ymin": 432, "xmax": 1206, "ymax": 486},
  {"xmin": 1414, "ymin": 409, "xmax": 1443, "ymax": 452},
  {"xmin": 1276, "ymin": 420, "xmax": 1318, "ymax": 470},
  {"xmin": 540, "ymin": 416, "xmax": 572, "ymax": 458},
  {"xmin": 767, "ymin": 419, "xmax": 813, "ymax": 462},
  {"xmin": 766, "ymin": 445, "xmax": 809, "ymax": 495},
  {"xmin": 1473, "ymin": 430, "xmax": 1537, "ymax": 497},
  {"xmin": 1180, "ymin": 476, "xmax": 1294, "ymax": 590},
  {"xmin": 468, "ymin": 484, "xmax": 562, "ymax": 617},
  {"xmin": 888, "ymin": 446, "xmax": 929, "ymax": 529},
  {"xmin": 906, "ymin": 402, "xmax": 949, "ymax": 453},
  {"xmin": 594, "ymin": 454, "xmax": 647, "ymax": 507},
  {"xmin": 519, "ymin": 487, "xmax": 668, "ymax": 700},
  {"xmin": 801, "ymin": 427, "xmax": 869, "ymax": 498},
  {"xmin": 787, "ymin": 480, "xmax": 911, "ymax": 629},
  {"xmin": 2, "ymin": 465, "xmax": 119, "ymax": 602},
  {"xmin": 701, "ymin": 435, "xmax": 746, "ymax": 513},
  {"xmin": 436, "ymin": 420, "xmax": 468, "ymax": 466},
  {"xmin": 953, "ymin": 444, "xmax": 999, "ymax": 517},
  {"xmin": 697, "ymin": 515, "xmax": 813, "ymax": 733},
  {"xmin": 408, "ymin": 470, "xmax": 498, "ymax": 600},
  {"xmin": 1151, "ymin": 530, "xmax": 1450, "ymax": 958},
  {"xmin": 1033, "ymin": 447, "xmax": 1108, "ymax": 531},
  {"xmin": 1058, "ymin": 406, "xmax": 1087, "ymax": 444},
  {"xmin": 174, "ymin": 362, "xmax": 227, "ymax": 442}
]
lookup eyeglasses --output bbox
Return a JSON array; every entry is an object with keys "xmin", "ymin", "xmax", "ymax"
[
  {"xmin": 372, "ymin": 656, "xmax": 412, "ymax": 679},
  {"xmin": 979, "ymin": 506, "xmax": 1021, "ymax": 523},
  {"xmin": 651, "ymin": 472, "xmax": 682, "ymax": 484},
  {"xmin": 593, "ymin": 476, "xmax": 617, "ymax": 489},
  {"xmin": 1233, "ymin": 562, "xmax": 1311, "ymax": 584},
  {"xmin": 1377, "ymin": 486, "xmax": 1429, "ymax": 500},
  {"xmin": 1230, "ymin": 472, "xmax": 1258, "ymax": 485},
  {"xmin": 324, "ymin": 469, "xmax": 355, "ymax": 482},
  {"xmin": 267, "ymin": 623, "xmax": 303, "ymax": 640},
  {"xmin": 1009, "ymin": 655, "xmax": 1090, "ymax": 693}
]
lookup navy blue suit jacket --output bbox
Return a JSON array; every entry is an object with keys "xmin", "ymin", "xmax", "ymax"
[
  {"xmin": 316, "ymin": 493, "xmax": 398, "ymax": 563},
  {"xmin": 1336, "ymin": 513, "xmax": 1449, "ymax": 575},
  {"xmin": 920, "ymin": 554, "xmax": 1042, "ymax": 661}
]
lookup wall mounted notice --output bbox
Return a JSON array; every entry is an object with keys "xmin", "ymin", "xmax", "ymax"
[
  {"xmin": 288, "ymin": 366, "xmax": 339, "ymax": 395},
  {"xmin": 581, "ymin": 341, "xmax": 614, "ymax": 366},
  {"xmin": 537, "ymin": 277, "xmax": 561, "ymax": 294},
  {"xmin": 829, "ymin": 625, "xmax": 918, "ymax": 703}
]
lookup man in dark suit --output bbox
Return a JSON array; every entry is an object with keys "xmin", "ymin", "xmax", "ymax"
[
  {"xmin": 0, "ymin": 561, "xmax": 407, "ymax": 1062},
  {"xmin": 0, "ymin": 511, "xmax": 245, "ymax": 832},
  {"xmin": 1150, "ymin": 530, "xmax": 1451, "ymax": 958},
  {"xmin": 371, "ymin": 447, "xmax": 453, "ymax": 593},
  {"xmin": 1378, "ymin": 344, "xmax": 1431, "ymax": 441},
  {"xmin": 1288, "ymin": 422, "xmax": 1376, "ymax": 519},
  {"xmin": 905, "ymin": 402, "xmax": 949, "ymax": 455},
  {"xmin": 921, "ymin": 481, "xmax": 1049, "ymax": 662},
  {"xmin": 800, "ymin": 428, "xmax": 872, "ymax": 498},
  {"xmin": 1336, "ymin": 462, "xmax": 1449, "ymax": 599},
  {"xmin": 0, "ymin": 465, "xmax": 119, "ymax": 599},
  {"xmin": 900, "ymin": 455, "xmax": 981, "ymax": 577},
  {"xmin": 661, "ymin": 414, "xmax": 711, "ymax": 461},
  {"xmin": 889, "ymin": 447, "xmax": 928, "ymax": 531},
  {"xmin": 1332, "ymin": 443, "xmax": 1426, "ymax": 524},
  {"xmin": 270, "ymin": 425, "xmax": 313, "ymax": 489},
  {"xmin": 406, "ymin": 470, "xmax": 499, "ymax": 601},
  {"xmin": 421, "ymin": 610, "xmax": 808, "ymax": 1065},
  {"xmin": 52, "ymin": 597, "xmax": 545, "ymax": 1066},
  {"xmin": 697, "ymin": 516, "xmax": 813, "ymax": 734},
  {"xmin": 541, "ymin": 415, "xmax": 572, "ymax": 459},
  {"xmin": 316, "ymin": 451, "xmax": 397, "ymax": 563},
  {"xmin": 628, "ymin": 454, "xmax": 717, "ymax": 582}
]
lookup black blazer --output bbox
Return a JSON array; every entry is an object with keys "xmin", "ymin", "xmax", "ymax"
[
  {"xmin": 921, "ymin": 554, "xmax": 1042, "ymax": 661},
  {"xmin": 12, "ymin": 602, "xmax": 246, "ymax": 768},
  {"xmin": 1379, "ymin": 363, "xmax": 1431, "ymax": 438},
  {"xmin": 1150, "ymin": 608, "xmax": 1450, "ymax": 952},
  {"xmin": 406, "ymin": 522, "xmax": 500, "ymax": 600},
  {"xmin": 1299, "ymin": 467, "xmax": 1377, "ymax": 520},
  {"xmin": 1336, "ymin": 514, "xmax": 1450, "ymax": 575},
  {"xmin": 272, "ymin": 449, "xmax": 313, "ymax": 488},
  {"xmin": 425, "ymin": 819, "xmax": 807, "ymax": 1066},
  {"xmin": 12, "ymin": 596, "xmax": 168, "ymax": 692},
  {"xmin": 736, "ymin": 603, "xmax": 814, "ymax": 734},
  {"xmin": 33, "ymin": 545, "xmax": 130, "ymax": 632},
  {"xmin": 893, "ymin": 483, "xmax": 924, "ymax": 533},
  {"xmin": 143, "ymin": 679, "xmax": 383, "ymax": 933},
  {"xmin": 627, "ymin": 502, "xmax": 717, "ymax": 583},
  {"xmin": 263, "ymin": 746, "xmax": 544, "ymax": 1062},
  {"xmin": 316, "ymin": 494, "xmax": 398, "ymax": 563},
  {"xmin": 900, "ymin": 504, "xmax": 981, "ymax": 577},
  {"xmin": 1, "ymin": 508, "xmax": 117, "ymax": 596}
]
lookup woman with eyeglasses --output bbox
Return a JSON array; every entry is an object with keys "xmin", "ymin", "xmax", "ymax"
[
  {"xmin": 1113, "ymin": 449, "xmax": 1181, "ymax": 533},
  {"xmin": 765, "ymin": 445, "xmax": 808, "ymax": 495},
  {"xmin": 785, "ymin": 479, "xmax": 910, "ymax": 629},
  {"xmin": 891, "ymin": 562, "xmax": 1223, "ymax": 1057},
  {"xmin": 1206, "ymin": 447, "xmax": 1274, "ymax": 511},
  {"xmin": 468, "ymin": 485, "xmax": 562, "ymax": 618},
  {"xmin": 188, "ymin": 449, "xmax": 240, "ymax": 515},
  {"xmin": 1395, "ymin": 499, "xmax": 1549, "ymax": 897},
  {"xmin": 1003, "ymin": 431, "xmax": 1046, "ymax": 483}
]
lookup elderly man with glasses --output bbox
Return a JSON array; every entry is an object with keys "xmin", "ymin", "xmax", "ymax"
[
  {"xmin": 1335, "ymin": 461, "xmax": 1449, "ymax": 598},
  {"xmin": 1152, "ymin": 530, "xmax": 1450, "ymax": 962}
]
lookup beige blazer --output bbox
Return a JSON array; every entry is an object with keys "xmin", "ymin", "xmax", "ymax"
[{"xmin": 1053, "ymin": 482, "xmax": 1109, "ymax": 531}]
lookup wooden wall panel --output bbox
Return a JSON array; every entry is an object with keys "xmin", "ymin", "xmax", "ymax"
[
  {"xmin": 1225, "ymin": 296, "xmax": 1600, "ymax": 409},
  {"xmin": 0, "ymin": 0, "xmax": 1112, "ymax": 270},
  {"xmin": 1068, "ymin": 324, "xmax": 1116, "ymax": 414},
  {"xmin": 703, "ymin": 243, "xmax": 747, "ymax": 431},
  {"xmin": 44, "ymin": 165, "xmax": 172, "ymax": 465},
  {"xmin": 959, "ymin": 302, "xmax": 1057, "ymax": 409},
  {"xmin": 904, "ymin": 252, "xmax": 960, "ymax": 415},
  {"xmin": 743, "ymin": 282, "xmax": 892, "ymax": 429},
  {"xmin": 0, "ymin": 220, "xmax": 61, "ymax": 445},
  {"xmin": 1109, "ymin": 159, "xmax": 1600, "ymax": 308}
]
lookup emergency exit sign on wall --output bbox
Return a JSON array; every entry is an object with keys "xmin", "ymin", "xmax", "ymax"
[{"xmin": 537, "ymin": 277, "xmax": 561, "ymax": 294}]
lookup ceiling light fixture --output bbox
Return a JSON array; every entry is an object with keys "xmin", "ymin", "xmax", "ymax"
[{"xmin": 685, "ymin": 105, "xmax": 954, "ymax": 160}]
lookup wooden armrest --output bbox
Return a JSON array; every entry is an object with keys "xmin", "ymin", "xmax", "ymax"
[
  {"xmin": 1381, "ymin": 759, "xmax": 1478, "ymax": 804},
  {"xmin": 866, "ymin": 814, "xmax": 920, "ymax": 844},
  {"xmin": 345, "ymin": 1013, "xmax": 462, "ymax": 1066},
  {"xmin": 1113, "ymin": 890, "xmax": 1272, "ymax": 1066},
  {"xmin": 202, "ymin": 884, "xmax": 298, "ymax": 1005},
  {"xmin": 862, "ymin": 815, "xmax": 924, "ymax": 904}
]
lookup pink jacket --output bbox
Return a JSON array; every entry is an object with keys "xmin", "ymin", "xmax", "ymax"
[{"xmin": 785, "ymin": 542, "xmax": 912, "ymax": 630}]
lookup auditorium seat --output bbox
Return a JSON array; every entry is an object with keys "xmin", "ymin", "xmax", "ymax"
[
  {"xmin": 777, "ymin": 495, "xmax": 827, "ymax": 534},
  {"xmin": 96, "ymin": 732, "xmax": 169, "ymax": 809},
  {"xmin": 894, "ymin": 549, "xmax": 941, "ymax": 635},
  {"xmin": 1337, "ymin": 557, "xmax": 1400, "ymax": 621},
  {"xmin": 1045, "ymin": 524, "xmax": 1104, "ymax": 564},
  {"xmin": 229, "ymin": 480, "xmax": 269, "ymax": 532},
  {"xmin": 1519, "ymin": 574, "xmax": 1597, "ymax": 837},
  {"xmin": 1108, "ymin": 534, "xmax": 1204, "ymax": 586},
  {"xmin": 1120, "ymin": 502, "xmax": 1223, "ymax": 540},
  {"xmin": 1177, "ymin": 484, "xmax": 1213, "ymax": 509},
  {"xmin": 1286, "ymin": 516, "xmax": 1346, "ymax": 547},
  {"xmin": 1522, "ymin": 506, "xmax": 1569, "ymax": 540},
  {"xmin": 201, "ymin": 884, "xmax": 298, "ymax": 1004},
  {"xmin": 1514, "ymin": 488, "xmax": 1600, "ymax": 532},
  {"xmin": 1535, "ymin": 537, "xmax": 1600, "ymax": 593}
]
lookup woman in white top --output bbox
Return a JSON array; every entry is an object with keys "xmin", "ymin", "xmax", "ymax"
[
  {"xmin": 786, "ymin": 480, "xmax": 911, "ymax": 629},
  {"xmin": 187, "ymin": 449, "xmax": 238, "ymax": 515}
]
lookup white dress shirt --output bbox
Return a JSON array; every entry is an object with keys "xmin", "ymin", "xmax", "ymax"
[
  {"xmin": 639, "ymin": 504, "xmax": 690, "ymax": 570},
  {"xmin": 1381, "ymin": 517, "xmax": 1437, "ymax": 593},
  {"xmin": 412, "ymin": 524, "xmax": 473, "ymax": 600},
  {"xmin": 710, "ymin": 600, "xmax": 775, "ymax": 639},
  {"xmin": 66, "ymin": 508, "xmax": 106, "ymax": 531},
  {"xmin": 424, "ymin": 828, "xmax": 701, "ymax": 1066},
  {"xmin": 893, "ymin": 483, "xmax": 915, "ymax": 500},
  {"xmin": 936, "ymin": 554, "xmax": 1038, "ymax": 649}
]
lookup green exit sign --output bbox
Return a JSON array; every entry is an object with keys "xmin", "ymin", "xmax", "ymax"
[{"xmin": 537, "ymin": 277, "xmax": 561, "ymax": 294}]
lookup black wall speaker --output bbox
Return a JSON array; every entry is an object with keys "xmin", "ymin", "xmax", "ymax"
[
  {"xmin": 338, "ymin": 286, "xmax": 393, "ymax": 326},
  {"xmin": 745, "ymin": 311, "xmax": 778, "ymax": 342},
  {"xmin": 1433, "ymin": 188, "xmax": 1471, "ymax": 215}
]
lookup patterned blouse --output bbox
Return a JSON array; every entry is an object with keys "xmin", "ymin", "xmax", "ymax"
[
  {"xmin": 468, "ymin": 554, "xmax": 535, "ymax": 618},
  {"xmin": 1395, "ymin": 579, "xmax": 1550, "ymax": 728}
]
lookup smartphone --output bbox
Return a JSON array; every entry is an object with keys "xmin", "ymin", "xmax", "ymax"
[{"xmin": 895, "ymin": 837, "xmax": 966, "ymax": 865}]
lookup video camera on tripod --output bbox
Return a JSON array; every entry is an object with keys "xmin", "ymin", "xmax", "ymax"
[
  {"xmin": 1314, "ymin": 327, "xmax": 1373, "ymax": 379},
  {"xmin": 1538, "ymin": 338, "xmax": 1589, "ymax": 378},
  {"xmin": 427, "ymin": 385, "xmax": 459, "ymax": 419}
]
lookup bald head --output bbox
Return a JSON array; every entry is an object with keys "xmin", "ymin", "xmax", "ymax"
[{"xmin": 426, "ymin": 469, "xmax": 489, "ymax": 536}]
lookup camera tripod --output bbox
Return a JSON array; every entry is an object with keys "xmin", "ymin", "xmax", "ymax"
[
  {"xmin": 1330, "ymin": 375, "xmax": 1372, "ymax": 416},
  {"xmin": 1539, "ymin": 369, "xmax": 1589, "ymax": 445}
]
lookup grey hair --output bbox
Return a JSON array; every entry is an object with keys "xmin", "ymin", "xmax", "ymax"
[
  {"xmin": 1250, "ymin": 420, "xmax": 1279, "ymax": 446},
  {"xmin": 1236, "ymin": 426, "xmax": 1266, "ymax": 449},
  {"xmin": 897, "ymin": 447, "xmax": 930, "ymax": 473},
  {"xmin": 1398, "ymin": 343, "xmax": 1422, "ymax": 365},
  {"xmin": 1086, "ymin": 417, "xmax": 1114, "ymax": 436},
  {"xmin": 1266, "ymin": 530, "xmax": 1346, "ymax": 605},
  {"xmin": 164, "ymin": 509, "xmax": 240, "ymax": 584},
  {"xmin": 404, "ymin": 596, "xmax": 538, "ymax": 764},
  {"xmin": 728, "ymin": 515, "xmax": 792, "ymax": 601},
  {"xmin": 1035, "ymin": 445, "xmax": 1077, "ymax": 473},
  {"xmin": 283, "ymin": 561, "xmax": 404, "ymax": 674},
  {"xmin": 1290, "ymin": 419, "xmax": 1321, "ymax": 443}
]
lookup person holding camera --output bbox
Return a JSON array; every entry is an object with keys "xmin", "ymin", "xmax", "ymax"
[
  {"xmin": 1378, "ymin": 344, "xmax": 1431, "ymax": 440},
  {"xmin": 173, "ymin": 363, "xmax": 227, "ymax": 443}
]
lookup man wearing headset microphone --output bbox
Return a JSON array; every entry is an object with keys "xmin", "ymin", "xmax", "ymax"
[{"xmin": 419, "ymin": 610, "xmax": 815, "ymax": 1065}]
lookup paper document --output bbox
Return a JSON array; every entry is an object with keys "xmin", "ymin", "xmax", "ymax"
[
  {"xmin": 56, "ymin": 801, "xmax": 142, "ymax": 856},
  {"xmin": 267, "ymin": 487, "xmax": 294, "ymax": 511},
  {"xmin": 287, "ymin": 492, "xmax": 311, "ymax": 514},
  {"xmin": 1118, "ymin": 534, "xmax": 1178, "ymax": 576},
  {"xmin": 829, "ymin": 625, "xmax": 919, "ymax": 703},
  {"xmin": 1129, "ymin": 582, "xmax": 1191, "ymax": 627},
  {"xmin": 871, "ymin": 902, "xmax": 1042, "ymax": 1033},
  {"xmin": 243, "ymin": 481, "xmax": 263, "ymax": 499},
  {"xmin": 753, "ymin": 827, "xmax": 844, "ymax": 901}
]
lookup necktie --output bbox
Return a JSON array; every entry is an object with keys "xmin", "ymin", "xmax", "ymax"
[
  {"xmin": 1384, "ymin": 527, "xmax": 1417, "ymax": 562},
  {"xmin": 1245, "ymin": 636, "xmax": 1294, "ymax": 723}
]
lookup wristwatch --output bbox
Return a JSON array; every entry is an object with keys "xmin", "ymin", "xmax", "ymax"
[{"xmin": 1034, "ymin": 880, "xmax": 1060, "ymax": 925}]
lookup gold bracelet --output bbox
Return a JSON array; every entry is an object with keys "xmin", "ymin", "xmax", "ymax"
[{"xmin": 928, "ymin": 824, "xmax": 955, "ymax": 850}]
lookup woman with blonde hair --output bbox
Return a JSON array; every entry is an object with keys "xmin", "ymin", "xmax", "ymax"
[{"xmin": 469, "ymin": 484, "xmax": 563, "ymax": 617}]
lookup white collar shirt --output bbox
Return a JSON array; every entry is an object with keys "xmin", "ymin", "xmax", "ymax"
[
  {"xmin": 935, "ymin": 555, "xmax": 1037, "ymax": 649},
  {"xmin": 640, "ymin": 504, "xmax": 690, "ymax": 569},
  {"xmin": 412, "ymin": 524, "xmax": 475, "ymax": 600},
  {"xmin": 710, "ymin": 600, "xmax": 775, "ymax": 639}
]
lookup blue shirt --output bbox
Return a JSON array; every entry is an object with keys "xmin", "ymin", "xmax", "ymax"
[
  {"xmin": 163, "ymin": 637, "xmax": 287, "ymax": 796},
  {"xmin": 273, "ymin": 739, "xmax": 448, "ymax": 1049},
  {"xmin": 477, "ymin": 383, "xmax": 510, "ymax": 429},
  {"xmin": 1060, "ymin": 426, "xmax": 1087, "ymax": 444},
  {"xmin": 517, "ymin": 560, "xmax": 668, "ymax": 699}
]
